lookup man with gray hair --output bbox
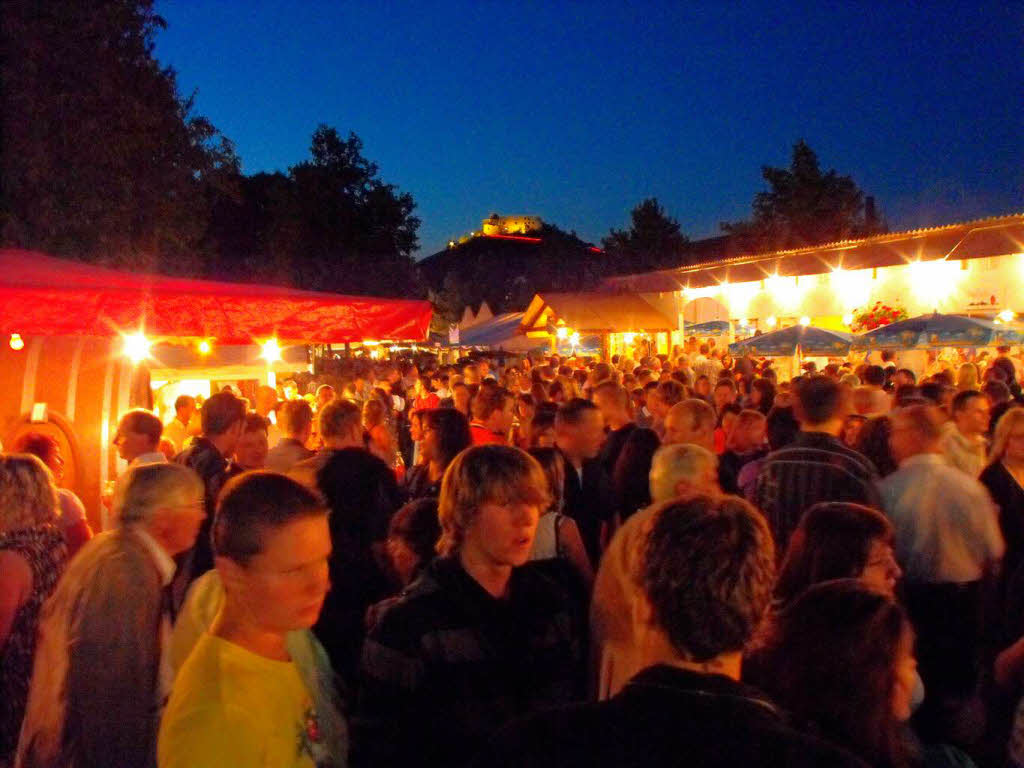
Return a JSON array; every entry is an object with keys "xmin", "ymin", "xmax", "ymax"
[{"xmin": 17, "ymin": 463, "xmax": 204, "ymax": 768}]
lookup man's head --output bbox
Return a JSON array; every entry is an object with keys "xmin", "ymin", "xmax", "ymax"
[
  {"xmin": 201, "ymin": 391, "xmax": 247, "ymax": 455},
  {"xmin": 634, "ymin": 495, "xmax": 775, "ymax": 665},
  {"xmin": 315, "ymin": 384, "xmax": 336, "ymax": 410},
  {"xmin": 894, "ymin": 369, "xmax": 916, "ymax": 389},
  {"xmin": 114, "ymin": 409, "xmax": 163, "ymax": 462},
  {"xmin": 318, "ymin": 399, "xmax": 363, "ymax": 449},
  {"xmin": 889, "ymin": 404, "xmax": 944, "ymax": 464},
  {"xmin": 115, "ymin": 463, "xmax": 204, "ymax": 556},
  {"xmin": 663, "ymin": 399, "xmax": 716, "ymax": 451},
  {"xmin": 593, "ymin": 381, "xmax": 631, "ymax": 427},
  {"xmin": 952, "ymin": 390, "xmax": 990, "ymax": 438},
  {"xmin": 280, "ymin": 399, "xmax": 314, "ymax": 443},
  {"xmin": 554, "ymin": 398, "xmax": 605, "ymax": 462},
  {"xmin": 452, "ymin": 382, "xmax": 471, "ymax": 415},
  {"xmin": 713, "ymin": 378, "xmax": 737, "ymax": 412},
  {"xmin": 234, "ymin": 414, "xmax": 270, "ymax": 470},
  {"xmin": 254, "ymin": 385, "xmax": 278, "ymax": 417},
  {"xmin": 471, "ymin": 387, "xmax": 514, "ymax": 436},
  {"xmin": 649, "ymin": 444, "xmax": 718, "ymax": 503},
  {"xmin": 728, "ymin": 409, "xmax": 767, "ymax": 453},
  {"xmin": 649, "ymin": 380, "xmax": 686, "ymax": 421},
  {"xmin": 437, "ymin": 445, "xmax": 549, "ymax": 564},
  {"xmin": 214, "ymin": 472, "xmax": 331, "ymax": 632},
  {"xmin": 793, "ymin": 376, "xmax": 849, "ymax": 433},
  {"xmin": 174, "ymin": 395, "xmax": 196, "ymax": 425}
]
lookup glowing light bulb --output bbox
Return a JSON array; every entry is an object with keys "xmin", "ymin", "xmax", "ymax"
[
  {"xmin": 842, "ymin": 313, "xmax": 854, "ymax": 326},
  {"xmin": 198, "ymin": 340, "xmax": 212, "ymax": 355},
  {"xmin": 260, "ymin": 338, "xmax": 282, "ymax": 363},
  {"xmin": 999, "ymin": 309, "xmax": 1016, "ymax": 323},
  {"xmin": 569, "ymin": 332, "xmax": 581, "ymax": 347},
  {"xmin": 799, "ymin": 316, "xmax": 811, "ymax": 326},
  {"xmin": 622, "ymin": 332, "xmax": 636, "ymax": 344},
  {"xmin": 8, "ymin": 333, "xmax": 24, "ymax": 351},
  {"xmin": 556, "ymin": 327, "xmax": 569, "ymax": 340},
  {"xmin": 739, "ymin": 318, "xmax": 749, "ymax": 327},
  {"xmin": 122, "ymin": 332, "xmax": 151, "ymax": 363},
  {"xmin": 765, "ymin": 316, "xmax": 778, "ymax": 328}
]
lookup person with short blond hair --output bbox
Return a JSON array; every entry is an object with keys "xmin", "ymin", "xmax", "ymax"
[
  {"xmin": 265, "ymin": 399, "xmax": 315, "ymax": 473},
  {"xmin": 647, "ymin": 443, "xmax": 718, "ymax": 504},
  {"xmin": 358, "ymin": 445, "xmax": 581, "ymax": 767}
]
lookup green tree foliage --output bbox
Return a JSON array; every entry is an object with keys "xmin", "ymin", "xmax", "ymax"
[
  {"xmin": 1, "ymin": 0, "xmax": 239, "ymax": 274},
  {"xmin": 722, "ymin": 140, "xmax": 886, "ymax": 251},
  {"xmin": 206, "ymin": 126, "xmax": 422, "ymax": 297},
  {"xmin": 602, "ymin": 198, "xmax": 689, "ymax": 274}
]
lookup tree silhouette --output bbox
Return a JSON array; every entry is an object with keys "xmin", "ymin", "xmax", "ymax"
[{"xmin": 602, "ymin": 198, "xmax": 689, "ymax": 274}]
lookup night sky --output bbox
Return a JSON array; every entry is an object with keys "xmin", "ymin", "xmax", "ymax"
[{"xmin": 154, "ymin": 1, "xmax": 1023, "ymax": 257}]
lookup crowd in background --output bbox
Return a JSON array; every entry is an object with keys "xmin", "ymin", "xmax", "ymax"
[{"xmin": 3, "ymin": 335, "xmax": 1024, "ymax": 766}]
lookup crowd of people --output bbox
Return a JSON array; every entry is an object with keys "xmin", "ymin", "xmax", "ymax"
[{"xmin": 3, "ymin": 336, "xmax": 1024, "ymax": 767}]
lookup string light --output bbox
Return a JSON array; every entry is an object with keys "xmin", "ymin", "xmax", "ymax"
[
  {"xmin": 198, "ymin": 340, "xmax": 212, "ymax": 355},
  {"xmin": 8, "ymin": 333, "xmax": 24, "ymax": 351},
  {"xmin": 122, "ymin": 332, "xmax": 151, "ymax": 363},
  {"xmin": 260, "ymin": 338, "xmax": 282, "ymax": 363}
]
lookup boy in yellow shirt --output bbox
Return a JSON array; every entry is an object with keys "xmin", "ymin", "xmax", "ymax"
[{"xmin": 158, "ymin": 472, "xmax": 343, "ymax": 767}]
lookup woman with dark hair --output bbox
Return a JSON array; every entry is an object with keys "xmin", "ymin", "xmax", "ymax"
[
  {"xmin": 611, "ymin": 427, "xmax": 661, "ymax": 522},
  {"xmin": 856, "ymin": 415, "xmax": 898, "ymax": 477},
  {"xmin": 755, "ymin": 580, "xmax": 971, "ymax": 768},
  {"xmin": 527, "ymin": 447, "xmax": 593, "ymax": 590},
  {"xmin": 774, "ymin": 502, "xmax": 901, "ymax": 609},
  {"xmin": 404, "ymin": 408, "xmax": 472, "ymax": 499},
  {"xmin": 511, "ymin": 393, "xmax": 536, "ymax": 450},
  {"xmin": 528, "ymin": 409, "xmax": 557, "ymax": 449},
  {"xmin": 748, "ymin": 377, "xmax": 776, "ymax": 415}
]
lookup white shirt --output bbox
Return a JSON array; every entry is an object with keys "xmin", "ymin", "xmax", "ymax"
[
  {"xmin": 130, "ymin": 452, "xmax": 169, "ymax": 468},
  {"xmin": 134, "ymin": 527, "xmax": 177, "ymax": 708}
]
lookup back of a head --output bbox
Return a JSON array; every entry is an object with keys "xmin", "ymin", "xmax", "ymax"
[
  {"xmin": 10, "ymin": 432, "xmax": 59, "ymax": 467},
  {"xmin": 471, "ymin": 386, "xmax": 509, "ymax": 422},
  {"xmin": 174, "ymin": 394, "xmax": 195, "ymax": 413},
  {"xmin": 668, "ymin": 398, "xmax": 716, "ymax": 433},
  {"xmin": 853, "ymin": 416, "xmax": 897, "ymax": 477},
  {"xmin": 794, "ymin": 376, "xmax": 845, "ymax": 426},
  {"xmin": 0, "ymin": 453, "xmax": 58, "ymax": 531},
  {"xmin": 281, "ymin": 398, "xmax": 314, "ymax": 437},
  {"xmin": 648, "ymin": 443, "xmax": 716, "ymax": 504},
  {"xmin": 388, "ymin": 498, "xmax": 442, "ymax": 565},
  {"xmin": 594, "ymin": 380, "xmax": 629, "ymax": 411},
  {"xmin": 952, "ymin": 388, "xmax": 982, "ymax": 416},
  {"xmin": 863, "ymin": 365, "xmax": 885, "ymax": 387},
  {"xmin": 214, "ymin": 471, "xmax": 326, "ymax": 565},
  {"xmin": 775, "ymin": 502, "xmax": 893, "ymax": 606},
  {"xmin": 893, "ymin": 403, "xmax": 943, "ymax": 447},
  {"xmin": 202, "ymin": 391, "xmax": 246, "ymax": 437},
  {"xmin": 761, "ymin": 579, "xmax": 907, "ymax": 766},
  {"xmin": 638, "ymin": 495, "xmax": 774, "ymax": 662},
  {"xmin": 122, "ymin": 409, "xmax": 163, "ymax": 447},
  {"xmin": 555, "ymin": 397, "xmax": 598, "ymax": 431},
  {"xmin": 765, "ymin": 406, "xmax": 799, "ymax": 451},
  {"xmin": 115, "ymin": 462, "xmax": 203, "ymax": 527},
  {"xmin": 656, "ymin": 379, "xmax": 686, "ymax": 408},
  {"xmin": 527, "ymin": 446, "xmax": 565, "ymax": 511},
  {"xmin": 319, "ymin": 399, "xmax": 361, "ymax": 441}
]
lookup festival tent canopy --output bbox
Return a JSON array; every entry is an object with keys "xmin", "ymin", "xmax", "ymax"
[
  {"xmin": 729, "ymin": 325, "xmax": 853, "ymax": 357},
  {"xmin": 521, "ymin": 291, "xmax": 676, "ymax": 335},
  {"xmin": 0, "ymin": 250, "xmax": 432, "ymax": 344},
  {"xmin": 456, "ymin": 312, "xmax": 546, "ymax": 352},
  {"xmin": 851, "ymin": 312, "xmax": 1024, "ymax": 351}
]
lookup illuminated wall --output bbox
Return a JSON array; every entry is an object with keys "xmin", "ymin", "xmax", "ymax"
[{"xmin": 678, "ymin": 252, "xmax": 1024, "ymax": 331}]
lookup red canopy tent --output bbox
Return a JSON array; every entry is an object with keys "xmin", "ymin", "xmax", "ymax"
[{"xmin": 0, "ymin": 249, "xmax": 432, "ymax": 343}]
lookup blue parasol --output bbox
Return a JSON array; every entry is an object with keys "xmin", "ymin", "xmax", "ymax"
[
  {"xmin": 684, "ymin": 320, "xmax": 731, "ymax": 338},
  {"xmin": 851, "ymin": 313, "xmax": 1023, "ymax": 351},
  {"xmin": 728, "ymin": 325, "xmax": 852, "ymax": 357}
]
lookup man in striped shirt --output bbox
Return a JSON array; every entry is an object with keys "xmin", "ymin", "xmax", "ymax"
[{"xmin": 754, "ymin": 376, "xmax": 880, "ymax": 556}]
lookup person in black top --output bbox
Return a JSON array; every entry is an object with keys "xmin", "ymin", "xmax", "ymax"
[
  {"xmin": 404, "ymin": 408, "xmax": 472, "ymax": 500},
  {"xmin": 555, "ymin": 399, "xmax": 613, "ymax": 565},
  {"xmin": 473, "ymin": 495, "xmax": 866, "ymax": 768},
  {"xmin": 593, "ymin": 382, "xmax": 636, "ymax": 476},
  {"xmin": 290, "ymin": 398, "xmax": 405, "ymax": 687},
  {"xmin": 357, "ymin": 446, "xmax": 582, "ymax": 767},
  {"xmin": 171, "ymin": 391, "xmax": 246, "ymax": 606}
]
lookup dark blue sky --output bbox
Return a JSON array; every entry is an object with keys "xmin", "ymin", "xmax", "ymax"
[{"xmin": 154, "ymin": 1, "xmax": 1023, "ymax": 257}]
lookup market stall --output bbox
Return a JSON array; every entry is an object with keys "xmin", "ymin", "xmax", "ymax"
[{"xmin": 0, "ymin": 249, "xmax": 432, "ymax": 526}]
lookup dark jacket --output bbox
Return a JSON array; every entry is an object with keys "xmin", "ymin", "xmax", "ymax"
[
  {"xmin": 171, "ymin": 437, "xmax": 229, "ymax": 603},
  {"xmin": 472, "ymin": 664, "xmax": 868, "ymax": 768},
  {"xmin": 560, "ymin": 450, "xmax": 614, "ymax": 564},
  {"xmin": 356, "ymin": 557, "xmax": 583, "ymax": 768},
  {"xmin": 306, "ymin": 447, "xmax": 405, "ymax": 687}
]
